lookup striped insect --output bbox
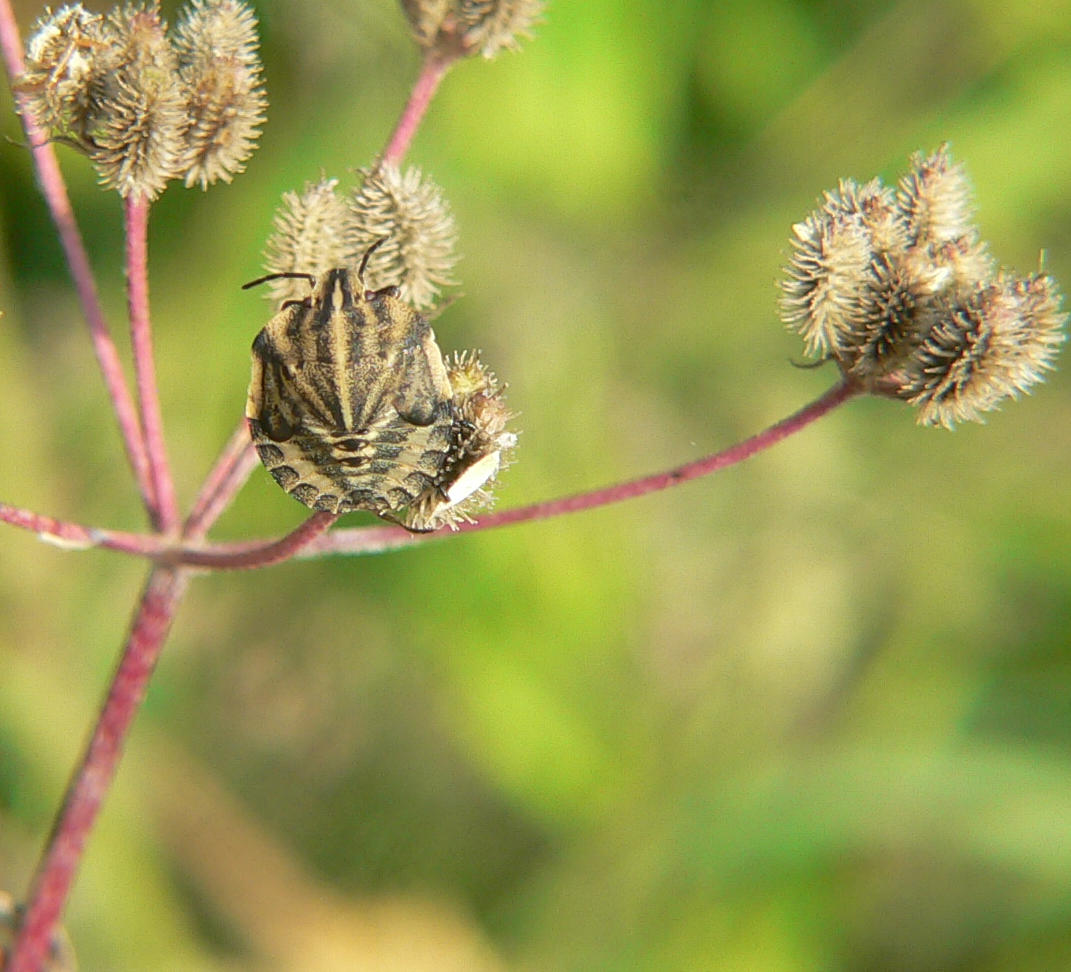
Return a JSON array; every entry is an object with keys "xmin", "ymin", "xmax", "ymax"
[{"xmin": 245, "ymin": 243, "xmax": 495, "ymax": 531}]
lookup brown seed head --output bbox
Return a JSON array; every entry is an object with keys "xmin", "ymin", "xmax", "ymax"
[
  {"xmin": 400, "ymin": 0, "xmax": 543, "ymax": 59},
  {"xmin": 780, "ymin": 147, "xmax": 1066, "ymax": 424},
  {"xmin": 347, "ymin": 164, "xmax": 458, "ymax": 311},
  {"xmin": 403, "ymin": 350, "xmax": 517, "ymax": 530},
  {"xmin": 780, "ymin": 181, "xmax": 876, "ymax": 359},
  {"xmin": 903, "ymin": 272, "xmax": 1067, "ymax": 428},
  {"xmin": 16, "ymin": 4, "xmax": 109, "ymax": 137},
  {"xmin": 18, "ymin": 0, "xmax": 266, "ymax": 199},
  {"xmin": 897, "ymin": 144, "xmax": 974, "ymax": 247},
  {"xmin": 89, "ymin": 5, "xmax": 188, "ymax": 198},
  {"xmin": 263, "ymin": 179, "xmax": 352, "ymax": 305},
  {"xmin": 173, "ymin": 0, "xmax": 266, "ymax": 189}
]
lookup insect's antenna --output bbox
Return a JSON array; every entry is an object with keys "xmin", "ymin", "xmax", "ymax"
[
  {"xmin": 358, "ymin": 238, "xmax": 389, "ymax": 279},
  {"xmin": 242, "ymin": 271, "xmax": 317, "ymax": 291}
]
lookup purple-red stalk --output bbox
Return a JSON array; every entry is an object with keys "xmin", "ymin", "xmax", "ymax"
[
  {"xmin": 7, "ymin": 567, "xmax": 189, "ymax": 972},
  {"xmin": 0, "ymin": 500, "xmax": 170, "ymax": 558},
  {"xmin": 1, "ymin": 380, "xmax": 861, "ymax": 569},
  {"xmin": 183, "ymin": 419, "xmax": 259, "ymax": 542},
  {"xmin": 302, "ymin": 378, "xmax": 864, "ymax": 558},
  {"xmin": 126, "ymin": 195, "xmax": 179, "ymax": 534},
  {"xmin": 170, "ymin": 511, "xmax": 340, "ymax": 569},
  {"xmin": 381, "ymin": 51, "xmax": 455, "ymax": 168}
]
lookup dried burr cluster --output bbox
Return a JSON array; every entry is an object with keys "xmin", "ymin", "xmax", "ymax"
[
  {"xmin": 16, "ymin": 0, "xmax": 266, "ymax": 197},
  {"xmin": 400, "ymin": 0, "xmax": 543, "ymax": 59},
  {"xmin": 781, "ymin": 146, "xmax": 1066, "ymax": 427}
]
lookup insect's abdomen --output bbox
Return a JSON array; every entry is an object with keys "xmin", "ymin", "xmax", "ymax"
[{"xmin": 248, "ymin": 405, "xmax": 456, "ymax": 518}]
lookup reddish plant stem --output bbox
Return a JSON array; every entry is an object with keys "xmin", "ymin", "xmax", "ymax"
[
  {"xmin": 0, "ymin": 502, "xmax": 338, "ymax": 571},
  {"xmin": 382, "ymin": 51, "xmax": 455, "ymax": 167},
  {"xmin": 303, "ymin": 378, "xmax": 864, "ymax": 558},
  {"xmin": 169, "ymin": 512, "xmax": 340, "ymax": 570},
  {"xmin": 1, "ymin": 381, "xmax": 860, "ymax": 573},
  {"xmin": 183, "ymin": 419, "xmax": 259, "ymax": 542},
  {"xmin": 8, "ymin": 567, "xmax": 189, "ymax": 972},
  {"xmin": 0, "ymin": 0, "xmax": 155, "ymax": 514},
  {"xmin": 126, "ymin": 195, "xmax": 178, "ymax": 534},
  {"xmin": 1, "ymin": 381, "xmax": 860, "ymax": 569},
  {"xmin": 462, "ymin": 378, "xmax": 863, "ymax": 527},
  {"xmin": 0, "ymin": 500, "xmax": 169, "ymax": 558}
]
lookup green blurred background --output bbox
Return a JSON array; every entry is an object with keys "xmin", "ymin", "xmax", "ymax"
[{"xmin": 2, "ymin": 0, "xmax": 1071, "ymax": 968}]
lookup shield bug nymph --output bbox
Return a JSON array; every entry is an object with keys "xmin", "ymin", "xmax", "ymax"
[{"xmin": 245, "ymin": 243, "xmax": 514, "ymax": 531}]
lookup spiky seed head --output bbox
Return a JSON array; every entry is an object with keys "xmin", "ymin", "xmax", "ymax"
[
  {"xmin": 781, "ymin": 147, "xmax": 1066, "ymax": 424},
  {"xmin": 399, "ymin": 0, "xmax": 543, "ymax": 59},
  {"xmin": 173, "ymin": 0, "xmax": 267, "ymax": 189},
  {"xmin": 903, "ymin": 273, "xmax": 1067, "ymax": 428},
  {"xmin": 17, "ymin": 0, "xmax": 267, "ymax": 200},
  {"xmin": 897, "ymin": 144, "xmax": 974, "ymax": 247},
  {"xmin": 263, "ymin": 179, "xmax": 352, "ymax": 305},
  {"xmin": 852, "ymin": 178, "xmax": 908, "ymax": 254},
  {"xmin": 17, "ymin": 3, "xmax": 191, "ymax": 197},
  {"xmin": 16, "ymin": 4, "xmax": 109, "ymax": 135},
  {"xmin": 780, "ymin": 202, "xmax": 874, "ymax": 358},
  {"xmin": 88, "ymin": 5, "xmax": 188, "ymax": 198},
  {"xmin": 403, "ymin": 351, "xmax": 517, "ymax": 530},
  {"xmin": 846, "ymin": 251, "xmax": 931, "ymax": 379},
  {"xmin": 347, "ymin": 164, "xmax": 458, "ymax": 311}
]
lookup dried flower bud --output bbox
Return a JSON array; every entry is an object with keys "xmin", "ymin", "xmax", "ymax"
[
  {"xmin": 347, "ymin": 164, "xmax": 458, "ymax": 311},
  {"xmin": 902, "ymin": 273, "xmax": 1067, "ymax": 427},
  {"xmin": 88, "ymin": 5, "xmax": 188, "ymax": 198},
  {"xmin": 16, "ymin": 4, "xmax": 109, "ymax": 137},
  {"xmin": 173, "ymin": 0, "xmax": 266, "ymax": 189},
  {"xmin": 263, "ymin": 179, "xmax": 352, "ymax": 304},
  {"xmin": 897, "ymin": 145, "xmax": 974, "ymax": 247},
  {"xmin": 17, "ymin": 3, "xmax": 187, "ymax": 198},
  {"xmin": 400, "ymin": 0, "xmax": 543, "ymax": 59},
  {"xmin": 781, "ymin": 147, "xmax": 1067, "ymax": 426},
  {"xmin": 846, "ymin": 251, "xmax": 932, "ymax": 377},
  {"xmin": 18, "ymin": 0, "xmax": 267, "ymax": 199},
  {"xmin": 780, "ymin": 182, "xmax": 876, "ymax": 358}
]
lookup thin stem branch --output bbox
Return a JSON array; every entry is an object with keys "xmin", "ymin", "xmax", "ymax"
[
  {"xmin": 126, "ymin": 195, "xmax": 178, "ymax": 533},
  {"xmin": 167, "ymin": 512, "xmax": 340, "ymax": 570},
  {"xmin": 305, "ymin": 378, "xmax": 863, "ymax": 557},
  {"xmin": 0, "ymin": 500, "xmax": 170, "ymax": 558},
  {"xmin": 2, "ymin": 382, "xmax": 861, "ymax": 567},
  {"xmin": 0, "ymin": 0, "xmax": 155, "ymax": 513},
  {"xmin": 0, "ymin": 501, "xmax": 337, "ymax": 571},
  {"xmin": 9, "ymin": 567, "xmax": 189, "ymax": 972},
  {"xmin": 381, "ymin": 51, "xmax": 455, "ymax": 167},
  {"xmin": 183, "ymin": 419, "xmax": 259, "ymax": 542}
]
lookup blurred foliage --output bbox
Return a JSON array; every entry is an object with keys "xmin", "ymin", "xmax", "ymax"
[{"xmin": 2, "ymin": 0, "xmax": 1071, "ymax": 969}]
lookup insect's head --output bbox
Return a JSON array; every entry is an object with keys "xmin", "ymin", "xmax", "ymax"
[{"xmin": 240, "ymin": 237, "xmax": 394, "ymax": 308}]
